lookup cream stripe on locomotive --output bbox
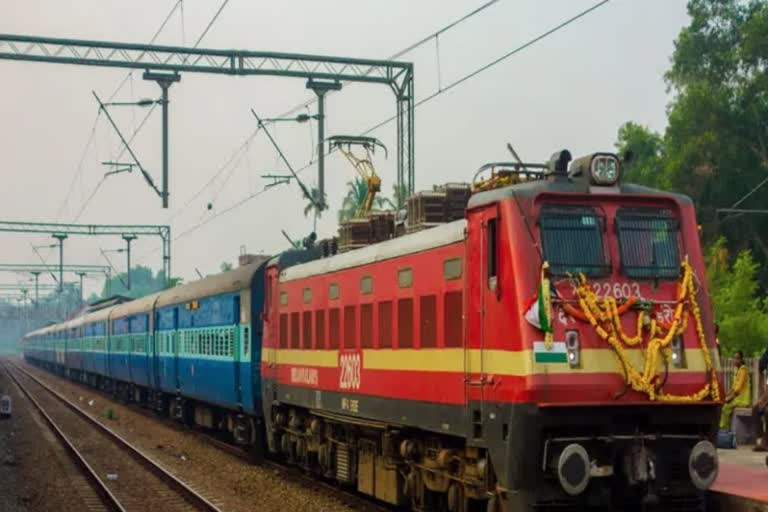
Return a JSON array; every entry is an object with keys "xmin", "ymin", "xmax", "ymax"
[{"xmin": 265, "ymin": 347, "xmax": 710, "ymax": 375}]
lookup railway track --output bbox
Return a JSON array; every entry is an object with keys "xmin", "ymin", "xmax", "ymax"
[
  {"xmin": 2, "ymin": 361, "xmax": 223, "ymax": 512},
  {"xmin": 15, "ymin": 359, "xmax": 394, "ymax": 512}
]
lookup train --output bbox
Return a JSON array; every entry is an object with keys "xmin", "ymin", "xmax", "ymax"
[{"xmin": 22, "ymin": 149, "xmax": 723, "ymax": 511}]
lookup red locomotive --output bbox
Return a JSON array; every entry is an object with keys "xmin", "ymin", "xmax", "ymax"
[{"xmin": 261, "ymin": 150, "xmax": 722, "ymax": 511}]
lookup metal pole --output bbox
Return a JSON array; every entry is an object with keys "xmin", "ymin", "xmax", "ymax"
[
  {"xmin": 161, "ymin": 82, "xmax": 170, "ymax": 208},
  {"xmin": 52, "ymin": 234, "xmax": 67, "ymax": 293},
  {"xmin": 317, "ymin": 91, "xmax": 325, "ymax": 208},
  {"xmin": 306, "ymin": 80, "xmax": 342, "ymax": 210},
  {"xmin": 122, "ymin": 234, "xmax": 137, "ymax": 290},
  {"xmin": 143, "ymin": 71, "xmax": 180, "ymax": 209}
]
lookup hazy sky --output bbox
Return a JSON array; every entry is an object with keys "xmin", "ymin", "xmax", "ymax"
[{"xmin": 0, "ymin": 0, "xmax": 689, "ymax": 297}]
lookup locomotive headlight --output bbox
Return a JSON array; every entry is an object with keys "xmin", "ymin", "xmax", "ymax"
[
  {"xmin": 566, "ymin": 330, "xmax": 580, "ymax": 368},
  {"xmin": 590, "ymin": 155, "xmax": 620, "ymax": 185},
  {"xmin": 671, "ymin": 336, "xmax": 684, "ymax": 368},
  {"xmin": 689, "ymin": 440, "xmax": 718, "ymax": 490}
]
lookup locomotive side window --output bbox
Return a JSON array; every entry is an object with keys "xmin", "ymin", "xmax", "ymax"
[
  {"xmin": 487, "ymin": 218, "xmax": 498, "ymax": 286},
  {"xmin": 539, "ymin": 205, "xmax": 609, "ymax": 276},
  {"xmin": 616, "ymin": 208, "xmax": 681, "ymax": 279}
]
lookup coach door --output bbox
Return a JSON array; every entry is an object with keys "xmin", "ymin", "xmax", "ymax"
[{"xmin": 464, "ymin": 205, "xmax": 498, "ymax": 441}]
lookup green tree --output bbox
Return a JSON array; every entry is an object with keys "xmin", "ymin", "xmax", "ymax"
[
  {"xmin": 615, "ymin": 122, "xmax": 665, "ymax": 188},
  {"xmin": 302, "ymin": 186, "xmax": 326, "ymax": 231},
  {"xmin": 338, "ymin": 177, "xmax": 368, "ymax": 222},
  {"xmin": 617, "ymin": 0, "xmax": 768, "ymax": 282},
  {"xmin": 220, "ymin": 262, "xmax": 233, "ymax": 272},
  {"xmin": 95, "ymin": 265, "xmax": 179, "ymax": 301},
  {"xmin": 706, "ymin": 238, "xmax": 768, "ymax": 356}
]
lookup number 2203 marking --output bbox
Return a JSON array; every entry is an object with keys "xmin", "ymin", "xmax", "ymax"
[{"xmin": 339, "ymin": 353, "xmax": 361, "ymax": 390}]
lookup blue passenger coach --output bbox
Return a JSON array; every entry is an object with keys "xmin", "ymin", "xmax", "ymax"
[{"xmin": 22, "ymin": 259, "xmax": 269, "ymax": 446}]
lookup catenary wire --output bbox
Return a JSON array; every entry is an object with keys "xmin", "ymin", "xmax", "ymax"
[
  {"xmin": 158, "ymin": 0, "xmax": 612, "ymax": 249},
  {"xmin": 163, "ymin": 0, "xmax": 502, "ymax": 224}
]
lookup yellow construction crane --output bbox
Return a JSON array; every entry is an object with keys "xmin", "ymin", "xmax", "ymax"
[{"xmin": 328, "ymin": 135, "xmax": 388, "ymax": 218}]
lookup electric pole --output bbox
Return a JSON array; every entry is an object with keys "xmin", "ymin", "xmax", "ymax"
[
  {"xmin": 306, "ymin": 79, "xmax": 342, "ymax": 210},
  {"xmin": 52, "ymin": 233, "xmax": 68, "ymax": 293},
  {"xmin": 122, "ymin": 234, "xmax": 137, "ymax": 290}
]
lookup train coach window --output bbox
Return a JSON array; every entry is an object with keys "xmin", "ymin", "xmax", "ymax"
[
  {"xmin": 539, "ymin": 205, "xmax": 609, "ymax": 276},
  {"xmin": 280, "ymin": 291, "xmax": 288, "ymax": 306},
  {"xmin": 616, "ymin": 208, "xmax": 681, "ymax": 279},
  {"xmin": 303, "ymin": 288, "xmax": 312, "ymax": 304},
  {"xmin": 329, "ymin": 283, "xmax": 340, "ymax": 300}
]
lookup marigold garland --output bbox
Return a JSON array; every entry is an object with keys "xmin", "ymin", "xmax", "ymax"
[{"xmin": 569, "ymin": 260, "xmax": 720, "ymax": 403}]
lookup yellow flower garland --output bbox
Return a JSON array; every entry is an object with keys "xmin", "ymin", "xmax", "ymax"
[{"xmin": 572, "ymin": 260, "xmax": 720, "ymax": 402}]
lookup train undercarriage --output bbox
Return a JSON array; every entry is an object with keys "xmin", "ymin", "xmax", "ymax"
[{"xmin": 26, "ymin": 357, "xmax": 721, "ymax": 512}]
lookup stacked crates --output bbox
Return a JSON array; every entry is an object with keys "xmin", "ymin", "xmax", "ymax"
[{"xmin": 407, "ymin": 183, "xmax": 471, "ymax": 233}]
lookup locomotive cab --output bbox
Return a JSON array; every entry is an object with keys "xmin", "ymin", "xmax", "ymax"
[{"xmin": 466, "ymin": 150, "xmax": 720, "ymax": 510}]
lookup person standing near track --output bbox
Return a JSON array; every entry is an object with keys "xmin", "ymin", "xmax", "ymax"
[
  {"xmin": 753, "ymin": 348, "xmax": 768, "ymax": 452},
  {"xmin": 720, "ymin": 351, "xmax": 751, "ymax": 431}
]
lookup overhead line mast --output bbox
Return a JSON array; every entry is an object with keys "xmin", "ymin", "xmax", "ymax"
[{"xmin": 0, "ymin": 34, "xmax": 415, "ymax": 209}]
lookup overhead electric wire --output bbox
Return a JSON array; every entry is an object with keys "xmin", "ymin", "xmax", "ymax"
[
  {"xmin": 73, "ymin": 0, "xmax": 231, "ymax": 221},
  {"xmin": 164, "ymin": 0, "xmax": 502, "ymax": 224},
  {"xmin": 58, "ymin": 0, "xmax": 184, "ymax": 222},
  {"xmin": 158, "ymin": 0, "xmax": 611, "ymax": 248}
]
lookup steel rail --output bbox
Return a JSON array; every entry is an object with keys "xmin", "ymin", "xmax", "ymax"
[
  {"xmin": 2, "ymin": 362, "xmax": 127, "ymax": 512},
  {"xmin": 6, "ymin": 361, "xmax": 222, "ymax": 512}
]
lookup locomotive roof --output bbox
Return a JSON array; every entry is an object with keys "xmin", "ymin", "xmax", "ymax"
[
  {"xmin": 280, "ymin": 219, "xmax": 466, "ymax": 282},
  {"xmin": 467, "ymin": 179, "xmax": 693, "ymax": 209},
  {"xmin": 155, "ymin": 260, "xmax": 267, "ymax": 308}
]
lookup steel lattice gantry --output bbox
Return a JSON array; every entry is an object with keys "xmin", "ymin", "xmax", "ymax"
[
  {"xmin": 0, "ymin": 221, "xmax": 169, "ymax": 287},
  {"xmin": 0, "ymin": 34, "xmax": 416, "ymax": 206}
]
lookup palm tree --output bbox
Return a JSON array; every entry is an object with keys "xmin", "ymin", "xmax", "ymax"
[
  {"xmin": 302, "ymin": 187, "xmax": 326, "ymax": 232},
  {"xmin": 338, "ymin": 177, "xmax": 368, "ymax": 222}
]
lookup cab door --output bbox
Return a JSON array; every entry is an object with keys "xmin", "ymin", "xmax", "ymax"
[{"xmin": 464, "ymin": 204, "xmax": 499, "ymax": 442}]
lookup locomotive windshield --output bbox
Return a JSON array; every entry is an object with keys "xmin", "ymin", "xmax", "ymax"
[
  {"xmin": 616, "ymin": 207, "xmax": 681, "ymax": 279},
  {"xmin": 539, "ymin": 205, "xmax": 609, "ymax": 276}
]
